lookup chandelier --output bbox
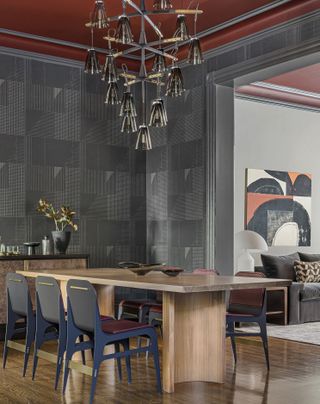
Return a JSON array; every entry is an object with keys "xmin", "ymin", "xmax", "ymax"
[{"xmin": 85, "ymin": 0, "xmax": 204, "ymax": 150}]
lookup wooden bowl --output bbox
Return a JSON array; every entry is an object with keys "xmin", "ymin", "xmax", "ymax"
[
  {"xmin": 126, "ymin": 267, "xmax": 155, "ymax": 276},
  {"xmin": 161, "ymin": 267, "xmax": 184, "ymax": 277},
  {"xmin": 118, "ymin": 262, "xmax": 165, "ymax": 276}
]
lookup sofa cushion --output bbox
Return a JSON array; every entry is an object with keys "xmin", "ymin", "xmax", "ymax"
[
  {"xmin": 261, "ymin": 253, "xmax": 299, "ymax": 280},
  {"xmin": 298, "ymin": 252, "xmax": 320, "ymax": 262},
  {"xmin": 300, "ymin": 283, "xmax": 320, "ymax": 301},
  {"xmin": 294, "ymin": 260, "xmax": 320, "ymax": 283}
]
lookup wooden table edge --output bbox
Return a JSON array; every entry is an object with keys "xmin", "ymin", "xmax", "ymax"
[{"xmin": 16, "ymin": 270, "xmax": 291, "ymax": 293}]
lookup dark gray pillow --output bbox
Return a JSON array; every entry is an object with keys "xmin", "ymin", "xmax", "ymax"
[
  {"xmin": 298, "ymin": 252, "xmax": 320, "ymax": 262},
  {"xmin": 261, "ymin": 253, "xmax": 299, "ymax": 280}
]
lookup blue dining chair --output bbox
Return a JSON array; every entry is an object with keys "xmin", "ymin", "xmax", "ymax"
[
  {"xmin": 32, "ymin": 275, "xmax": 66, "ymax": 389},
  {"xmin": 226, "ymin": 271, "xmax": 270, "ymax": 370},
  {"xmin": 3, "ymin": 272, "xmax": 35, "ymax": 376},
  {"xmin": 63, "ymin": 279, "xmax": 162, "ymax": 404},
  {"xmin": 32, "ymin": 275, "xmax": 117, "ymax": 389}
]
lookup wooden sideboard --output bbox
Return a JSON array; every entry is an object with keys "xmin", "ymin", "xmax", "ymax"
[{"xmin": 0, "ymin": 254, "xmax": 89, "ymax": 331}]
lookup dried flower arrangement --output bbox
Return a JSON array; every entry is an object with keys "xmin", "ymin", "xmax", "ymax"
[{"xmin": 37, "ymin": 199, "xmax": 78, "ymax": 232}]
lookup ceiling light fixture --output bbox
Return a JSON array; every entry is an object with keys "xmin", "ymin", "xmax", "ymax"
[{"xmin": 85, "ymin": 0, "xmax": 204, "ymax": 150}]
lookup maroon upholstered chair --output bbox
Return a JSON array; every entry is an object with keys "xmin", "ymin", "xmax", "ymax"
[{"xmin": 226, "ymin": 271, "xmax": 269, "ymax": 369}]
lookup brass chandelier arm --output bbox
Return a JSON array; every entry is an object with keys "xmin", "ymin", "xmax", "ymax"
[
  {"xmin": 102, "ymin": 41, "xmax": 177, "ymax": 63},
  {"xmin": 106, "ymin": 8, "xmax": 203, "ymax": 21},
  {"xmin": 102, "ymin": 36, "xmax": 142, "ymax": 49},
  {"xmin": 144, "ymin": 46, "xmax": 177, "ymax": 61},
  {"xmin": 86, "ymin": 7, "xmax": 203, "ymax": 27},
  {"xmin": 120, "ymin": 72, "xmax": 137, "ymax": 80},
  {"xmin": 126, "ymin": 78, "xmax": 142, "ymax": 86},
  {"xmin": 113, "ymin": 47, "xmax": 141, "ymax": 58}
]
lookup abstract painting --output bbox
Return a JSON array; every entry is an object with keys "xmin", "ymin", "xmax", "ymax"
[{"xmin": 246, "ymin": 169, "xmax": 311, "ymax": 246}]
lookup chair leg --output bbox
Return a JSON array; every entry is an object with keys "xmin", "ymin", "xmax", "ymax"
[
  {"xmin": 90, "ymin": 346, "xmax": 103, "ymax": 404},
  {"xmin": 32, "ymin": 326, "xmax": 45, "ymax": 381},
  {"xmin": 63, "ymin": 333, "xmax": 75, "ymax": 396},
  {"xmin": 259, "ymin": 321, "xmax": 270, "ymax": 370},
  {"xmin": 150, "ymin": 332, "xmax": 162, "ymax": 393},
  {"xmin": 54, "ymin": 342, "xmax": 65, "ymax": 390},
  {"xmin": 32, "ymin": 353, "xmax": 39, "ymax": 381},
  {"xmin": 228, "ymin": 322, "xmax": 237, "ymax": 364},
  {"xmin": 2, "ymin": 319, "xmax": 16, "ymax": 369},
  {"xmin": 62, "ymin": 357, "xmax": 71, "ymax": 394},
  {"xmin": 122, "ymin": 339, "xmax": 131, "ymax": 384},
  {"xmin": 137, "ymin": 308, "xmax": 147, "ymax": 355},
  {"xmin": 115, "ymin": 343, "xmax": 122, "ymax": 381},
  {"xmin": 79, "ymin": 335, "xmax": 86, "ymax": 365},
  {"xmin": 23, "ymin": 324, "xmax": 34, "ymax": 377}
]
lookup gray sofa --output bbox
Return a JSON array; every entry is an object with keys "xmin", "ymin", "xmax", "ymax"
[{"xmin": 261, "ymin": 252, "xmax": 320, "ymax": 325}]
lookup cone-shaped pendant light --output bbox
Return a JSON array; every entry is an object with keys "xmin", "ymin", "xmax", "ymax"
[
  {"xmin": 105, "ymin": 81, "xmax": 120, "ymax": 105},
  {"xmin": 149, "ymin": 99, "xmax": 168, "ymax": 128},
  {"xmin": 84, "ymin": 48, "xmax": 101, "ymax": 75},
  {"xmin": 166, "ymin": 65, "xmax": 185, "ymax": 97},
  {"xmin": 152, "ymin": 49, "xmax": 167, "ymax": 73},
  {"xmin": 119, "ymin": 90, "xmax": 137, "ymax": 117},
  {"xmin": 188, "ymin": 6, "xmax": 204, "ymax": 65},
  {"xmin": 173, "ymin": 15, "xmax": 189, "ymax": 41},
  {"xmin": 188, "ymin": 37, "xmax": 203, "ymax": 65},
  {"xmin": 135, "ymin": 125, "xmax": 152, "ymax": 151},
  {"xmin": 84, "ymin": 28, "xmax": 101, "ymax": 74},
  {"xmin": 121, "ymin": 113, "xmax": 138, "ymax": 133},
  {"xmin": 115, "ymin": 15, "xmax": 134, "ymax": 44},
  {"xmin": 90, "ymin": 0, "xmax": 108, "ymax": 29},
  {"xmin": 153, "ymin": 0, "xmax": 172, "ymax": 11},
  {"xmin": 101, "ymin": 54, "xmax": 119, "ymax": 82}
]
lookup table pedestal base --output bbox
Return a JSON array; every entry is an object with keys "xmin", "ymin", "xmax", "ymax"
[{"xmin": 163, "ymin": 291, "xmax": 226, "ymax": 393}]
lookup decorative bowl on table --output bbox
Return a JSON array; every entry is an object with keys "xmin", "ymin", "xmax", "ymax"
[
  {"xmin": 117, "ymin": 261, "xmax": 165, "ymax": 276},
  {"xmin": 160, "ymin": 266, "xmax": 184, "ymax": 277}
]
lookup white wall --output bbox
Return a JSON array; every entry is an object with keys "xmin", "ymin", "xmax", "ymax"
[{"xmin": 234, "ymin": 98, "xmax": 320, "ymax": 267}]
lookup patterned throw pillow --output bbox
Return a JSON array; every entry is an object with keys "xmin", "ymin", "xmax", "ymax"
[{"xmin": 294, "ymin": 260, "xmax": 320, "ymax": 283}]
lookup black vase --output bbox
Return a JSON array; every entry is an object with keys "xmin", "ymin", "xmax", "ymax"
[{"xmin": 51, "ymin": 231, "xmax": 71, "ymax": 255}]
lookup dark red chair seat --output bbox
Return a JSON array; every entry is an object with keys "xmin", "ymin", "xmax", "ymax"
[
  {"xmin": 227, "ymin": 312, "xmax": 255, "ymax": 317},
  {"xmin": 102, "ymin": 319, "xmax": 151, "ymax": 334}
]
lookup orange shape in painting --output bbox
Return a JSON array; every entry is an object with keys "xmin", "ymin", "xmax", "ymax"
[
  {"xmin": 288, "ymin": 172, "xmax": 312, "ymax": 185},
  {"xmin": 246, "ymin": 193, "xmax": 293, "ymax": 224}
]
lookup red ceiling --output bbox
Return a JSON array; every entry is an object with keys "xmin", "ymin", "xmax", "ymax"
[
  {"xmin": 265, "ymin": 64, "xmax": 320, "ymax": 93},
  {"xmin": 0, "ymin": 0, "xmax": 319, "ymax": 65},
  {"xmin": 0, "ymin": 0, "xmax": 273, "ymax": 47},
  {"xmin": 237, "ymin": 64, "xmax": 320, "ymax": 109}
]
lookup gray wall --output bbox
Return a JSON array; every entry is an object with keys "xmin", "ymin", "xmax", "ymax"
[
  {"xmin": 0, "ymin": 52, "xmax": 146, "ymax": 268},
  {"xmin": 146, "ymin": 64, "xmax": 207, "ymax": 272},
  {"xmin": 234, "ymin": 98, "xmax": 320, "ymax": 267}
]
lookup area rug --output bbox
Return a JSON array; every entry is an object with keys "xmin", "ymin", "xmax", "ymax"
[{"xmin": 237, "ymin": 322, "xmax": 320, "ymax": 345}]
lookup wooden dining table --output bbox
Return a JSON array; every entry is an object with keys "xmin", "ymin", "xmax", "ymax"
[{"xmin": 17, "ymin": 268, "xmax": 291, "ymax": 393}]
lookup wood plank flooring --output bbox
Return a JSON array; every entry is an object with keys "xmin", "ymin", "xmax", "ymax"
[{"xmin": 0, "ymin": 337, "xmax": 320, "ymax": 403}]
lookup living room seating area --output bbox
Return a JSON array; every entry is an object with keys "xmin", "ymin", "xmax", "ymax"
[{"xmin": 260, "ymin": 252, "xmax": 320, "ymax": 324}]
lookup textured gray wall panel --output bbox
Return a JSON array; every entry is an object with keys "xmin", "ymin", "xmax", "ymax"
[{"xmin": 0, "ymin": 53, "xmax": 145, "ymax": 271}]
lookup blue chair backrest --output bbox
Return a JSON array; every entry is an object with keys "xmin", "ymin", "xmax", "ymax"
[
  {"xmin": 6, "ymin": 272, "xmax": 30, "ymax": 317},
  {"xmin": 66, "ymin": 279, "xmax": 99, "ymax": 333},
  {"xmin": 36, "ymin": 276, "xmax": 62, "ymax": 324}
]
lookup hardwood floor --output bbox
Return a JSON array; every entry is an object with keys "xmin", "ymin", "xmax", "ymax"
[{"xmin": 0, "ymin": 337, "xmax": 319, "ymax": 403}]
